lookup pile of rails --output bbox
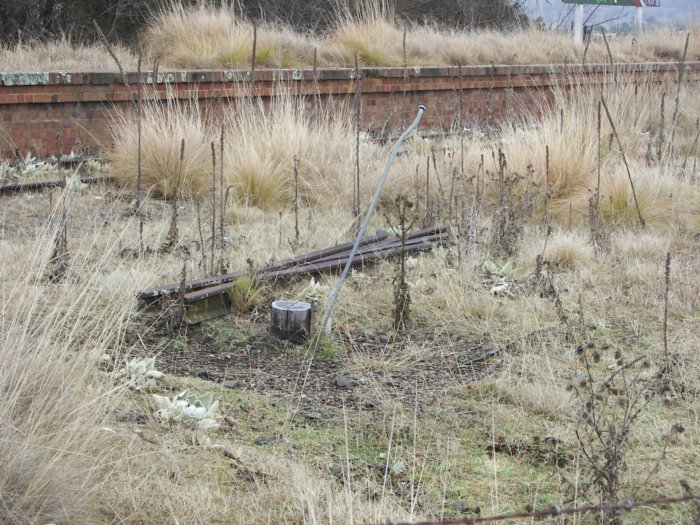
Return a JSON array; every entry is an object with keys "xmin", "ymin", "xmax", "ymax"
[{"xmin": 139, "ymin": 224, "xmax": 448, "ymax": 323}]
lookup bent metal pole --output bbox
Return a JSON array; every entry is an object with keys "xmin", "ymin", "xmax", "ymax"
[{"xmin": 321, "ymin": 104, "xmax": 427, "ymax": 335}]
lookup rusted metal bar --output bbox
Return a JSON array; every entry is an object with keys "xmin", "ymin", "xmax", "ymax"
[
  {"xmin": 258, "ymin": 229, "xmax": 390, "ymax": 273},
  {"xmin": 2, "ymin": 155, "xmax": 101, "ymax": 168},
  {"xmin": 262, "ymin": 226, "xmax": 446, "ymax": 273},
  {"xmin": 139, "ymin": 270, "xmax": 244, "ymax": 306},
  {"xmin": 183, "ymin": 285, "xmax": 233, "ymax": 324},
  {"xmin": 308, "ymin": 232, "xmax": 446, "ymax": 266},
  {"xmin": 141, "ymin": 224, "xmax": 447, "ymax": 323},
  {"xmin": 0, "ymin": 175, "xmax": 114, "ymax": 194},
  {"xmin": 262, "ymin": 236, "xmax": 443, "ymax": 281},
  {"xmin": 138, "ymin": 230, "xmax": 392, "ymax": 304},
  {"xmin": 184, "ymin": 281, "xmax": 236, "ymax": 303},
  {"xmin": 180, "ymin": 232, "xmax": 445, "ymax": 324}
]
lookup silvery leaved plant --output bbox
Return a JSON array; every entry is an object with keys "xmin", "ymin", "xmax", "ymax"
[
  {"xmin": 153, "ymin": 390, "xmax": 221, "ymax": 431},
  {"xmin": 121, "ymin": 357, "xmax": 165, "ymax": 392}
]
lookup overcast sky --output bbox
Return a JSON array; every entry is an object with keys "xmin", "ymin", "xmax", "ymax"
[{"xmin": 524, "ymin": 0, "xmax": 698, "ymax": 28}]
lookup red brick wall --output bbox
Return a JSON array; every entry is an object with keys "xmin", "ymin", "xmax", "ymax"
[{"xmin": 0, "ymin": 63, "xmax": 696, "ymax": 157}]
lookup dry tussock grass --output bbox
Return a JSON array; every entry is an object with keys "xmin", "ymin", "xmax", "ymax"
[
  {"xmin": 469, "ymin": 352, "xmax": 573, "ymax": 418},
  {"xmin": 141, "ymin": 2, "xmax": 314, "ymax": 70},
  {"xmin": 522, "ymin": 229, "xmax": 594, "ymax": 269},
  {"xmin": 499, "ymin": 75, "xmax": 656, "ymax": 204},
  {"xmin": 110, "ymin": 86, "xmax": 419, "ymax": 209},
  {"xmin": 140, "ymin": 3, "xmax": 700, "ymax": 69},
  {"xmin": 596, "ymin": 165, "xmax": 700, "ymax": 228},
  {"xmin": 223, "ymin": 92, "xmax": 356, "ymax": 208},
  {"xmin": 0, "ymin": 191, "xmax": 150, "ymax": 524},
  {"xmin": 0, "ymin": 37, "xmax": 136, "ymax": 72},
  {"xmin": 3, "ymin": 2, "xmax": 698, "ymax": 71},
  {"xmin": 109, "ymin": 94, "xmax": 212, "ymax": 199}
]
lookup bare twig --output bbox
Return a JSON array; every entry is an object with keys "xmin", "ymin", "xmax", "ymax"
[
  {"xmin": 251, "ymin": 20, "xmax": 258, "ymax": 79},
  {"xmin": 210, "ymin": 142, "xmax": 216, "ymax": 275},
  {"xmin": 682, "ymin": 118, "xmax": 700, "ymax": 171},
  {"xmin": 596, "ymin": 99, "xmax": 601, "ymax": 205},
  {"xmin": 544, "ymin": 144, "xmax": 549, "ymax": 227},
  {"xmin": 663, "ymin": 252, "xmax": 671, "ymax": 365},
  {"xmin": 600, "ymin": 96, "xmax": 645, "ymax": 228},
  {"xmin": 669, "ymin": 33, "xmax": 690, "ymax": 155},
  {"xmin": 353, "ymin": 54, "xmax": 362, "ymax": 219},
  {"xmin": 219, "ymin": 125, "xmax": 226, "ymax": 270},
  {"xmin": 601, "ymin": 28, "xmax": 616, "ymax": 81},
  {"xmin": 92, "ymin": 19, "xmax": 126, "ymax": 84},
  {"xmin": 658, "ymin": 92, "xmax": 667, "ymax": 160},
  {"xmin": 293, "ymin": 155, "xmax": 300, "ymax": 246},
  {"xmin": 163, "ymin": 138, "xmax": 185, "ymax": 251},
  {"xmin": 581, "ymin": 26, "xmax": 593, "ymax": 66}
]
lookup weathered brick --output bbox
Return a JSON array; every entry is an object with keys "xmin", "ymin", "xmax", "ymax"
[{"xmin": 0, "ymin": 63, "xmax": 696, "ymax": 155}]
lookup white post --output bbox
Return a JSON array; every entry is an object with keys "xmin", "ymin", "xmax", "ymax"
[
  {"xmin": 574, "ymin": 5, "xmax": 584, "ymax": 46},
  {"xmin": 635, "ymin": 6, "xmax": 644, "ymax": 34}
]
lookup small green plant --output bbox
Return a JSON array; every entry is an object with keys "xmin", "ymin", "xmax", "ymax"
[
  {"xmin": 172, "ymin": 334, "xmax": 188, "ymax": 352},
  {"xmin": 153, "ymin": 390, "xmax": 221, "ymax": 430},
  {"xmin": 315, "ymin": 336, "xmax": 342, "ymax": 359},
  {"xmin": 120, "ymin": 357, "xmax": 165, "ymax": 392},
  {"xmin": 225, "ymin": 275, "xmax": 265, "ymax": 313},
  {"xmin": 300, "ymin": 276, "xmax": 331, "ymax": 303},
  {"xmin": 483, "ymin": 260, "xmax": 526, "ymax": 296}
]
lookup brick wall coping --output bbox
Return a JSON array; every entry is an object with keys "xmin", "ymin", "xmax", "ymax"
[
  {"xmin": 1, "ymin": 61, "xmax": 695, "ymax": 87},
  {"xmin": 2, "ymin": 61, "xmax": 697, "ymax": 156}
]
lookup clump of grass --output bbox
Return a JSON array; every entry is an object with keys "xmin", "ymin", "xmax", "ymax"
[
  {"xmin": 0, "ymin": 205, "xmax": 145, "ymax": 524},
  {"xmin": 225, "ymin": 275, "xmax": 265, "ymax": 313},
  {"xmin": 223, "ymin": 90, "xmax": 355, "ymax": 208},
  {"xmin": 538, "ymin": 230, "xmax": 594, "ymax": 269},
  {"xmin": 407, "ymin": 26, "xmax": 584, "ymax": 66},
  {"xmin": 610, "ymin": 230, "xmax": 671, "ymax": 261},
  {"xmin": 596, "ymin": 166, "xmax": 700, "ymax": 229},
  {"xmin": 556, "ymin": 163, "xmax": 700, "ymax": 231},
  {"xmin": 1, "ymin": 9, "xmax": 699, "ymax": 72},
  {"xmin": 500, "ymin": 77, "xmax": 654, "ymax": 205},
  {"xmin": 323, "ymin": 0, "xmax": 401, "ymax": 66},
  {"xmin": 141, "ymin": 1, "xmax": 314, "ymax": 69},
  {"xmin": 0, "ymin": 36, "xmax": 136, "ymax": 72},
  {"xmin": 109, "ymin": 94, "xmax": 212, "ymax": 199}
]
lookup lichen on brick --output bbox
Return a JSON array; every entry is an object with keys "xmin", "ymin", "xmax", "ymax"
[{"xmin": 1, "ymin": 72, "xmax": 50, "ymax": 87}]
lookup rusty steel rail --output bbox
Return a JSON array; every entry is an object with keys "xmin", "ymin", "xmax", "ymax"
[
  {"xmin": 260, "ymin": 229, "xmax": 391, "ymax": 274},
  {"xmin": 260, "ymin": 234, "xmax": 445, "ymax": 281},
  {"xmin": 182, "ymin": 232, "xmax": 445, "ymax": 302},
  {"xmin": 181, "ymin": 231, "xmax": 446, "ymax": 323},
  {"xmin": 0, "ymin": 175, "xmax": 114, "ymax": 194},
  {"xmin": 2, "ymin": 155, "xmax": 101, "ymax": 168},
  {"xmin": 140, "ymin": 225, "xmax": 448, "ymax": 323},
  {"xmin": 291, "ymin": 232, "xmax": 447, "ymax": 268},
  {"xmin": 139, "ymin": 229, "xmax": 394, "ymax": 305}
]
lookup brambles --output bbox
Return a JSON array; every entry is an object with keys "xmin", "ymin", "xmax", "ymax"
[
  {"xmin": 488, "ymin": 154, "xmax": 534, "ymax": 258},
  {"xmin": 568, "ymin": 342, "xmax": 667, "ymax": 524},
  {"xmin": 385, "ymin": 194, "xmax": 417, "ymax": 332}
]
